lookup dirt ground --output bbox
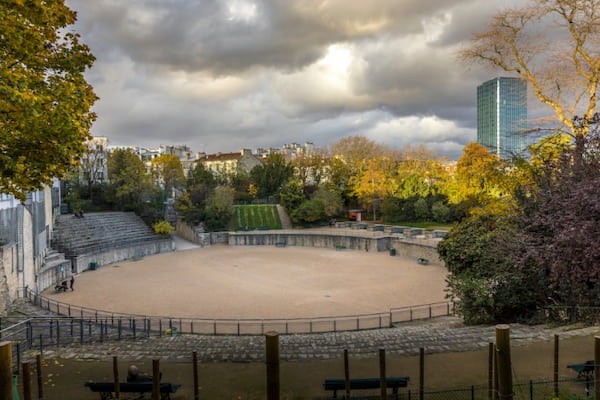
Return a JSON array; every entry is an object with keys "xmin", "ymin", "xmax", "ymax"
[
  {"xmin": 43, "ymin": 245, "xmax": 448, "ymax": 319},
  {"xmin": 18, "ymin": 334, "xmax": 596, "ymax": 399}
]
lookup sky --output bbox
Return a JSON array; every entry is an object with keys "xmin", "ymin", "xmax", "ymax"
[{"xmin": 67, "ymin": 0, "xmax": 527, "ymax": 159}]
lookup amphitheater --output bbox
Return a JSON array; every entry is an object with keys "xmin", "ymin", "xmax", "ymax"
[
  {"xmin": 5, "ymin": 212, "xmax": 600, "ymax": 399},
  {"xmin": 40, "ymin": 212, "xmax": 450, "ymax": 335}
]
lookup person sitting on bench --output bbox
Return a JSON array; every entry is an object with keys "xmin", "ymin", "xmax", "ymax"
[
  {"xmin": 127, "ymin": 365, "xmax": 161, "ymax": 382},
  {"xmin": 55, "ymin": 280, "xmax": 68, "ymax": 291}
]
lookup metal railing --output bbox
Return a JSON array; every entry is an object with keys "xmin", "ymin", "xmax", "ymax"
[{"xmin": 21, "ymin": 289, "xmax": 454, "ymax": 336}]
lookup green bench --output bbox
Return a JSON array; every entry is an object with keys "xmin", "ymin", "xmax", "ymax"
[
  {"xmin": 567, "ymin": 360, "xmax": 595, "ymax": 379},
  {"xmin": 275, "ymin": 241, "xmax": 287, "ymax": 247},
  {"xmin": 85, "ymin": 381, "xmax": 181, "ymax": 400},
  {"xmin": 323, "ymin": 376, "xmax": 409, "ymax": 399},
  {"xmin": 334, "ymin": 245, "xmax": 346, "ymax": 251}
]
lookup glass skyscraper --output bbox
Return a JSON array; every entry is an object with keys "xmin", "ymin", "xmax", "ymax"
[{"xmin": 477, "ymin": 77, "xmax": 527, "ymax": 159}]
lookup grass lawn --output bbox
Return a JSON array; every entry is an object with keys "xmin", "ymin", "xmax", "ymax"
[{"xmin": 232, "ymin": 205, "xmax": 282, "ymax": 230}]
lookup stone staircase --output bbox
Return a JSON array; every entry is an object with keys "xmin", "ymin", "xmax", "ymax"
[
  {"xmin": 52, "ymin": 212, "xmax": 163, "ymax": 258},
  {"xmin": 42, "ymin": 249, "xmax": 70, "ymax": 271}
]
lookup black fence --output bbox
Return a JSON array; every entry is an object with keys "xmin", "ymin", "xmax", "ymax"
[{"xmin": 21, "ymin": 289, "xmax": 454, "ymax": 336}]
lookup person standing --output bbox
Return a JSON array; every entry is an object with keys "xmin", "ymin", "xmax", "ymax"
[{"xmin": 69, "ymin": 275, "xmax": 75, "ymax": 291}]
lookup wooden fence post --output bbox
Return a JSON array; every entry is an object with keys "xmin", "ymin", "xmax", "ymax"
[
  {"xmin": 265, "ymin": 331, "xmax": 280, "ymax": 400},
  {"xmin": 495, "ymin": 325, "xmax": 513, "ymax": 400},
  {"xmin": 595, "ymin": 336, "xmax": 600, "ymax": 400},
  {"xmin": 554, "ymin": 334, "xmax": 559, "ymax": 397},
  {"xmin": 379, "ymin": 348, "xmax": 387, "ymax": 400},
  {"xmin": 419, "ymin": 347, "xmax": 424, "ymax": 400},
  {"xmin": 193, "ymin": 351, "xmax": 199, "ymax": 400},
  {"xmin": 36, "ymin": 354, "xmax": 44, "ymax": 400},
  {"xmin": 488, "ymin": 342, "xmax": 493, "ymax": 400},
  {"xmin": 344, "ymin": 349, "xmax": 350, "ymax": 399},
  {"xmin": 152, "ymin": 359, "xmax": 160, "ymax": 400},
  {"xmin": 23, "ymin": 362, "xmax": 32, "ymax": 400},
  {"xmin": 113, "ymin": 356, "xmax": 120, "ymax": 399},
  {"xmin": 0, "ymin": 342, "xmax": 13, "ymax": 400}
]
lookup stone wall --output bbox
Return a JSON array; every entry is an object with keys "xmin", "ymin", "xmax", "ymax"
[
  {"xmin": 175, "ymin": 220, "xmax": 229, "ymax": 246},
  {"xmin": 69, "ymin": 238, "xmax": 174, "ymax": 274},
  {"xmin": 228, "ymin": 232, "xmax": 441, "ymax": 264},
  {"xmin": 0, "ymin": 243, "xmax": 19, "ymax": 314}
]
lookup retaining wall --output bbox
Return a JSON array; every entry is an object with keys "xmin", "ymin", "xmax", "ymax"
[
  {"xmin": 175, "ymin": 220, "xmax": 228, "ymax": 246},
  {"xmin": 70, "ymin": 238, "xmax": 174, "ymax": 273},
  {"xmin": 228, "ymin": 232, "xmax": 441, "ymax": 265}
]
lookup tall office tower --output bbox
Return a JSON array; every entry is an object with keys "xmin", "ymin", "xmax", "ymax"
[{"xmin": 477, "ymin": 77, "xmax": 527, "ymax": 159}]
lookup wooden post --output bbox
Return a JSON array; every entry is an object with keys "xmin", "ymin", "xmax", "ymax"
[
  {"xmin": 265, "ymin": 331, "xmax": 280, "ymax": 400},
  {"xmin": 23, "ymin": 362, "xmax": 32, "ymax": 400},
  {"xmin": 379, "ymin": 348, "xmax": 387, "ymax": 400},
  {"xmin": 553, "ymin": 334, "xmax": 559, "ymax": 397},
  {"xmin": 495, "ymin": 325, "xmax": 513, "ymax": 400},
  {"xmin": 488, "ymin": 342, "xmax": 493, "ymax": 400},
  {"xmin": 36, "ymin": 354, "xmax": 44, "ymax": 400},
  {"xmin": 113, "ymin": 356, "xmax": 120, "ymax": 399},
  {"xmin": 419, "ymin": 347, "xmax": 424, "ymax": 400},
  {"xmin": 152, "ymin": 359, "xmax": 160, "ymax": 400},
  {"xmin": 494, "ymin": 345, "xmax": 499, "ymax": 400},
  {"xmin": 193, "ymin": 351, "xmax": 199, "ymax": 400},
  {"xmin": 344, "ymin": 349, "xmax": 350, "ymax": 399},
  {"xmin": 0, "ymin": 342, "xmax": 13, "ymax": 400},
  {"xmin": 595, "ymin": 336, "xmax": 600, "ymax": 400}
]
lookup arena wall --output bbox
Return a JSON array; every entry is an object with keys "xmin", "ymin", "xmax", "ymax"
[
  {"xmin": 228, "ymin": 231, "xmax": 441, "ymax": 265},
  {"xmin": 69, "ymin": 238, "xmax": 175, "ymax": 273}
]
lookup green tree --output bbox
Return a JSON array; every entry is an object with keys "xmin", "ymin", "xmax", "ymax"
[
  {"xmin": 186, "ymin": 163, "xmax": 217, "ymax": 189},
  {"xmin": 438, "ymin": 211, "xmax": 541, "ymax": 324},
  {"xmin": 250, "ymin": 154, "xmax": 294, "ymax": 198},
  {"xmin": 0, "ymin": 0, "xmax": 97, "ymax": 201},
  {"xmin": 107, "ymin": 149, "xmax": 155, "ymax": 212},
  {"xmin": 204, "ymin": 185, "xmax": 234, "ymax": 231},
  {"xmin": 279, "ymin": 179, "xmax": 305, "ymax": 211},
  {"xmin": 151, "ymin": 154, "xmax": 185, "ymax": 196}
]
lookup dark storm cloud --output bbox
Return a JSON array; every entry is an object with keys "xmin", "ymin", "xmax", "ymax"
[
  {"xmin": 68, "ymin": 0, "xmax": 528, "ymax": 158},
  {"xmin": 73, "ymin": 0, "xmax": 469, "ymax": 74}
]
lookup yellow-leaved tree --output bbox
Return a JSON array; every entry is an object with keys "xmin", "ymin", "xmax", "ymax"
[{"xmin": 0, "ymin": 1, "xmax": 97, "ymax": 201}]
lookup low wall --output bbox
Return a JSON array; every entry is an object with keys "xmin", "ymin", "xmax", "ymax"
[
  {"xmin": 36, "ymin": 261, "xmax": 71, "ymax": 293},
  {"xmin": 0, "ymin": 243, "xmax": 19, "ymax": 314},
  {"xmin": 175, "ymin": 220, "xmax": 228, "ymax": 246},
  {"xmin": 229, "ymin": 232, "xmax": 441, "ymax": 264},
  {"xmin": 390, "ymin": 239, "xmax": 441, "ymax": 264},
  {"xmin": 70, "ymin": 238, "xmax": 174, "ymax": 273}
]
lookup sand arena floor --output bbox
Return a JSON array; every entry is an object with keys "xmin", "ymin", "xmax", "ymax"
[{"xmin": 44, "ymin": 245, "xmax": 448, "ymax": 319}]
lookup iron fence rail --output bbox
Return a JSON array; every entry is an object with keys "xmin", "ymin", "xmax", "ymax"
[{"xmin": 19, "ymin": 289, "xmax": 454, "ymax": 336}]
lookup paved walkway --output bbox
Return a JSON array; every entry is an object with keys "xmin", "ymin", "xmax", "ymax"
[
  {"xmin": 13, "ymin": 300, "xmax": 600, "ymax": 363},
  {"xmin": 276, "ymin": 204, "xmax": 292, "ymax": 229}
]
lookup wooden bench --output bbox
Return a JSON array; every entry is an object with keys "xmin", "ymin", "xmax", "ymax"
[
  {"xmin": 84, "ymin": 381, "xmax": 181, "ymax": 400},
  {"xmin": 334, "ymin": 245, "xmax": 346, "ymax": 251},
  {"xmin": 567, "ymin": 360, "xmax": 595, "ymax": 379},
  {"xmin": 275, "ymin": 241, "xmax": 287, "ymax": 247},
  {"xmin": 323, "ymin": 376, "xmax": 409, "ymax": 398}
]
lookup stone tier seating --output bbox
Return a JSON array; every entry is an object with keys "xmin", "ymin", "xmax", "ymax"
[{"xmin": 52, "ymin": 212, "xmax": 164, "ymax": 258}]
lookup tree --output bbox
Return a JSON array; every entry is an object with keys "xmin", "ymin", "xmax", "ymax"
[
  {"xmin": 204, "ymin": 185, "xmax": 234, "ymax": 231},
  {"xmin": 517, "ymin": 128, "xmax": 600, "ymax": 308},
  {"xmin": 0, "ymin": 1, "xmax": 97, "ymax": 201},
  {"xmin": 447, "ymin": 143, "xmax": 511, "ymax": 208},
  {"xmin": 186, "ymin": 162, "xmax": 217, "ymax": 190},
  {"xmin": 151, "ymin": 154, "xmax": 185, "ymax": 197},
  {"xmin": 107, "ymin": 149, "xmax": 155, "ymax": 212},
  {"xmin": 350, "ymin": 156, "xmax": 395, "ymax": 220},
  {"xmin": 250, "ymin": 154, "xmax": 294, "ymax": 198},
  {"xmin": 460, "ymin": 0, "xmax": 600, "ymax": 142},
  {"xmin": 438, "ymin": 210, "xmax": 542, "ymax": 324}
]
